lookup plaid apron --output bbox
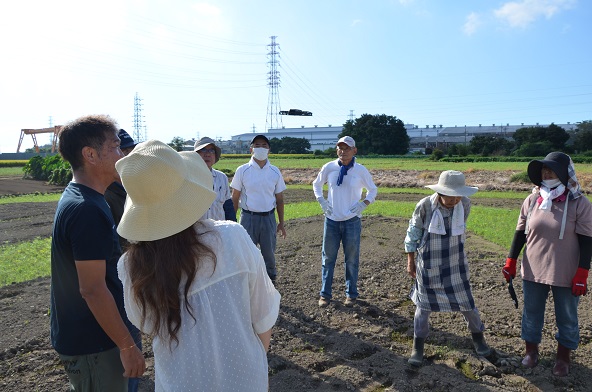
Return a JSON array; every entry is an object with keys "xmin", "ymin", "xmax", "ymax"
[{"xmin": 410, "ymin": 206, "xmax": 476, "ymax": 312}]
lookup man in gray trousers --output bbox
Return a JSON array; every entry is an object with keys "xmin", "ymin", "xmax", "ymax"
[{"xmin": 231, "ymin": 134, "xmax": 286, "ymax": 284}]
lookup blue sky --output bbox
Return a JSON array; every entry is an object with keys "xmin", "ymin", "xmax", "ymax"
[{"xmin": 1, "ymin": 0, "xmax": 590, "ymax": 153}]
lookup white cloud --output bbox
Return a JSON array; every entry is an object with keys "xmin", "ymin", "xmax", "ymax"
[
  {"xmin": 189, "ymin": 2, "xmax": 228, "ymax": 34},
  {"xmin": 351, "ymin": 19, "xmax": 363, "ymax": 27},
  {"xmin": 462, "ymin": 12, "xmax": 482, "ymax": 35},
  {"xmin": 397, "ymin": 0, "xmax": 415, "ymax": 5},
  {"xmin": 494, "ymin": 0, "xmax": 576, "ymax": 28},
  {"xmin": 192, "ymin": 2, "xmax": 221, "ymax": 16}
]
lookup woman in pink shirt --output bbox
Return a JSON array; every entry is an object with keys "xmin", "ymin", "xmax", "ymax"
[{"xmin": 502, "ymin": 152, "xmax": 592, "ymax": 377}]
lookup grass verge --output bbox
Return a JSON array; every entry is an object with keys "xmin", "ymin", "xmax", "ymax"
[
  {"xmin": 1, "ymin": 200, "xmax": 518, "ymax": 287},
  {"xmin": 0, "ymin": 238, "xmax": 51, "ymax": 286}
]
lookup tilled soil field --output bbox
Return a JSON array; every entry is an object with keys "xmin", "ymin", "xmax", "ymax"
[{"xmin": 2, "ymin": 171, "xmax": 592, "ymax": 391}]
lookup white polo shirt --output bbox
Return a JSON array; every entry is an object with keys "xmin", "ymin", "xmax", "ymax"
[{"xmin": 230, "ymin": 158, "xmax": 286, "ymax": 213}]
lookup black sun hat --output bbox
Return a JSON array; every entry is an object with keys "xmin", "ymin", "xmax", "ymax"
[{"xmin": 527, "ymin": 152, "xmax": 570, "ymax": 186}]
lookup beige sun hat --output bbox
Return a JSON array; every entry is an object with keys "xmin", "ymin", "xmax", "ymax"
[
  {"xmin": 116, "ymin": 139, "xmax": 216, "ymax": 241},
  {"xmin": 425, "ymin": 170, "xmax": 478, "ymax": 197}
]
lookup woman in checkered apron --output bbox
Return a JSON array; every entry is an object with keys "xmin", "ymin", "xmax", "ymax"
[{"xmin": 404, "ymin": 170, "xmax": 492, "ymax": 367}]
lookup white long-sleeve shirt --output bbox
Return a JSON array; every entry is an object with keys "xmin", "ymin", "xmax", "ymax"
[
  {"xmin": 201, "ymin": 168, "xmax": 231, "ymax": 221},
  {"xmin": 118, "ymin": 221, "xmax": 281, "ymax": 392},
  {"xmin": 313, "ymin": 159, "xmax": 377, "ymax": 221}
]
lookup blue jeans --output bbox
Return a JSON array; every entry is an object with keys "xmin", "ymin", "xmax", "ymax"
[
  {"xmin": 521, "ymin": 279, "xmax": 580, "ymax": 350},
  {"xmin": 240, "ymin": 211, "xmax": 278, "ymax": 280},
  {"xmin": 320, "ymin": 216, "xmax": 361, "ymax": 300}
]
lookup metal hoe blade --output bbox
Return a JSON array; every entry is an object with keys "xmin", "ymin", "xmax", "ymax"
[{"xmin": 508, "ymin": 277, "xmax": 519, "ymax": 309}]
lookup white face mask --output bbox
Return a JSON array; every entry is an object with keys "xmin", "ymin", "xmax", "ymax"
[
  {"xmin": 541, "ymin": 179, "xmax": 563, "ymax": 189},
  {"xmin": 252, "ymin": 147, "xmax": 269, "ymax": 161}
]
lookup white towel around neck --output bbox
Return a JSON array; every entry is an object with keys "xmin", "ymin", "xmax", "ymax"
[
  {"xmin": 538, "ymin": 184, "xmax": 565, "ymax": 212},
  {"xmin": 427, "ymin": 193, "xmax": 465, "ymax": 236}
]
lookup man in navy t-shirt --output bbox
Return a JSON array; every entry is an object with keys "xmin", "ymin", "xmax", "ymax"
[{"xmin": 50, "ymin": 115, "xmax": 145, "ymax": 391}]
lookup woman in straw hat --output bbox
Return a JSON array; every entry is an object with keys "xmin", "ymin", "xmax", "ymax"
[
  {"xmin": 115, "ymin": 140, "xmax": 280, "ymax": 391},
  {"xmin": 404, "ymin": 170, "xmax": 491, "ymax": 366},
  {"xmin": 502, "ymin": 152, "xmax": 592, "ymax": 377}
]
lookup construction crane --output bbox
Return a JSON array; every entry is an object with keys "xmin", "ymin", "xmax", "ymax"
[{"xmin": 17, "ymin": 126, "xmax": 62, "ymax": 153}]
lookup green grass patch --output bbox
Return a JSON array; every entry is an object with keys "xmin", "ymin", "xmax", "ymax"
[
  {"xmin": 215, "ymin": 157, "xmax": 592, "ymax": 173},
  {"xmin": 456, "ymin": 359, "xmax": 478, "ymax": 380},
  {"xmin": 0, "ymin": 238, "xmax": 51, "ymax": 286},
  {"xmin": 0, "ymin": 193, "xmax": 62, "ymax": 204},
  {"xmin": 284, "ymin": 199, "xmax": 518, "ymax": 249},
  {"xmin": 469, "ymin": 206, "xmax": 518, "ymax": 249},
  {"xmin": 0, "ymin": 167, "xmax": 25, "ymax": 176},
  {"xmin": 0, "ymin": 199, "xmax": 522, "ymax": 287},
  {"xmin": 510, "ymin": 171, "xmax": 530, "ymax": 183}
]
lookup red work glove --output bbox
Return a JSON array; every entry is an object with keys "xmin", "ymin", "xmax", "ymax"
[
  {"xmin": 502, "ymin": 258, "xmax": 517, "ymax": 283},
  {"xmin": 571, "ymin": 267, "xmax": 589, "ymax": 296}
]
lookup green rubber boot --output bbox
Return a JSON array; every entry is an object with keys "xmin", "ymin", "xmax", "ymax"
[
  {"xmin": 408, "ymin": 337, "xmax": 425, "ymax": 367},
  {"xmin": 471, "ymin": 332, "xmax": 492, "ymax": 357}
]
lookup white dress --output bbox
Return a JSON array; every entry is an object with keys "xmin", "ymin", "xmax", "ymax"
[{"xmin": 118, "ymin": 220, "xmax": 281, "ymax": 392}]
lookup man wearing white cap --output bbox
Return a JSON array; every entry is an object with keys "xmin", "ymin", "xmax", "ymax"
[
  {"xmin": 194, "ymin": 136, "xmax": 236, "ymax": 221},
  {"xmin": 231, "ymin": 134, "xmax": 287, "ymax": 284},
  {"xmin": 313, "ymin": 136, "xmax": 377, "ymax": 307}
]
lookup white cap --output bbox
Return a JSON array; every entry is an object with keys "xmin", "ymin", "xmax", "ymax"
[{"xmin": 337, "ymin": 136, "xmax": 355, "ymax": 147}]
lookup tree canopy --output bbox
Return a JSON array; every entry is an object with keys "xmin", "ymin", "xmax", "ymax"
[
  {"xmin": 573, "ymin": 120, "xmax": 592, "ymax": 153},
  {"xmin": 340, "ymin": 114, "xmax": 409, "ymax": 155},
  {"xmin": 269, "ymin": 137, "xmax": 311, "ymax": 154},
  {"xmin": 513, "ymin": 123, "xmax": 569, "ymax": 151},
  {"xmin": 168, "ymin": 136, "xmax": 185, "ymax": 152},
  {"xmin": 469, "ymin": 135, "xmax": 514, "ymax": 156}
]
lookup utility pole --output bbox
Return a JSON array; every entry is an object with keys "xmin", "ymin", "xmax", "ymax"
[{"xmin": 265, "ymin": 36, "xmax": 283, "ymax": 131}]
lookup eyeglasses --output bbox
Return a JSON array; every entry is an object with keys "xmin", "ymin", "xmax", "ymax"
[
  {"xmin": 199, "ymin": 148, "xmax": 217, "ymax": 154},
  {"xmin": 337, "ymin": 146, "xmax": 352, "ymax": 152}
]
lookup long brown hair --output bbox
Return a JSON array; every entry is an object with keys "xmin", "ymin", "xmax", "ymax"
[{"xmin": 126, "ymin": 223, "xmax": 216, "ymax": 347}]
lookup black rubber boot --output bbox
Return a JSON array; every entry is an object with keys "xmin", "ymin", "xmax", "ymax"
[
  {"xmin": 471, "ymin": 332, "xmax": 492, "ymax": 357},
  {"xmin": 408, "ymin": 337, "xmax": 425, "ymax": 367}
]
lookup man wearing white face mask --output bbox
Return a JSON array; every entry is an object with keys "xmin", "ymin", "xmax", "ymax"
[{"xmin": 231, "ymin": 135, "xmax": 287, "ymax": 284}]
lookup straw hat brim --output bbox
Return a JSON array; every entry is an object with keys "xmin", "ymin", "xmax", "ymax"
[
  {"xmin": 117, "ymin": 146, "xmax": 216, "ymax": 242},
  {"xmin": 425, "ymin": 184, "xmax": 478, "ymax": 197}
]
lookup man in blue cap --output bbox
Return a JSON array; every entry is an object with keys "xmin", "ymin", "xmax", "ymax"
[{"xmin": 105, "ymin": 129, "xmax": 137, "ymax": 251}]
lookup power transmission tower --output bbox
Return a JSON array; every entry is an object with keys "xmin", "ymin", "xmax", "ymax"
[
  {"xmin": 349, "ymin": 110, "xmax": 355, "ymax": 122},
  {"xmin": 133, "ymin": 92, "xmax": 147, "ymax": 142},
  {"xmin": 265, "ymin": 36, "xmax": 283, "ymax": 131}
]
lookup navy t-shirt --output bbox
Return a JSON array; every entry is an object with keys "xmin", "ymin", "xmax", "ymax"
[{"xmin": 50, "ymin": 182, "xmax": 128, "ymax": 356}]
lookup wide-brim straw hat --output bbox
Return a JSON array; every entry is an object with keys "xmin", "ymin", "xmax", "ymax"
[
  {"xmin": 527, "ymin": 151, "xmax": 570, "ymax": 186},
  {"xmin": 116, "ymin": 139, "xmax": 216, "ymax": 241},
  {"xmin": 425, "ymin": 170, "xmax": 478, "ymax": 197},
  {"xmin": 193, "ymin": 136, "xmax": 221, "ymax": 163}
]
